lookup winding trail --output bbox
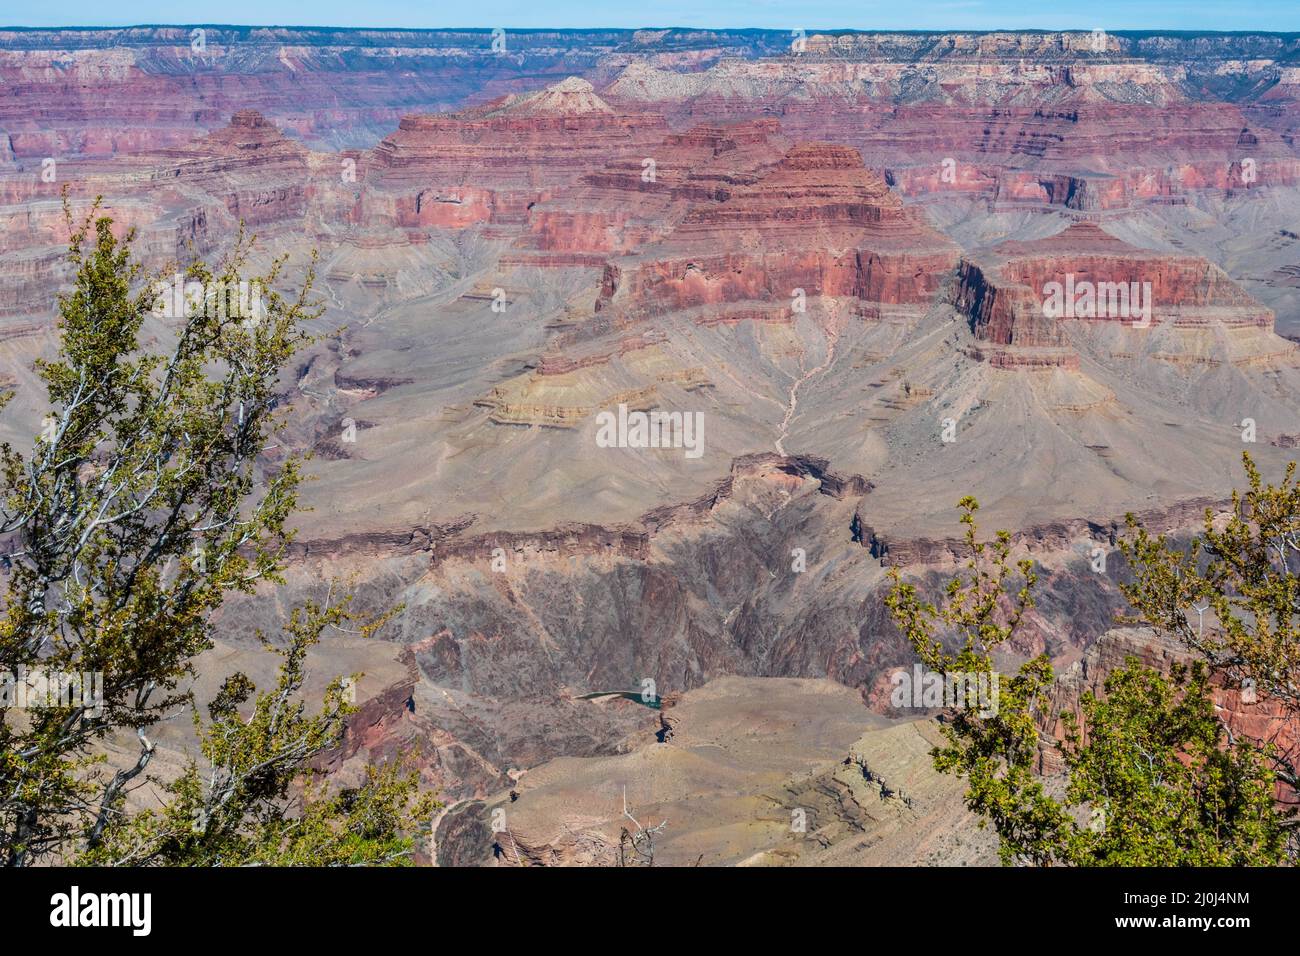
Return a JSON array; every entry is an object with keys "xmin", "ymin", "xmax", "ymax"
[{"xmin": 775, "ymin": 315, "xmax": 843, "ymax": 456}]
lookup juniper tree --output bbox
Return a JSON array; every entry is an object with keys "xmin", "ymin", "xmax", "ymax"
[
  {"xmin": 81, "ymin": 599, "xmax": 436, "ymax": 866},
  {"xmin": 1057, "ymin": 661, "xmax": 1283, "ymax": 865},
  {"xmin": 0, "ymin": 202, "xmax": 432, "ymax": 866},
  {"xmin": 1119, "ymin": 455, "xmax": 1300, "ymax": 779},
  {"xmin": 886, "ymin": 496, "xmax": 1289, "ymax": 866},
  {"xmin": 1119, "ymin": 451, "xmax": 1300, "ymax": 846}
]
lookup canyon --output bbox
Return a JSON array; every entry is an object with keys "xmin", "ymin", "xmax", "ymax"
[{"xmin": 2, "ymin": 26, "xmax": 1299, "ymax": 865}]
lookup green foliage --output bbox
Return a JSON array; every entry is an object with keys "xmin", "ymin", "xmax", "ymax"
[
  {"xmin": 1119, "ymin": 452, "xmax": 1300, "ymax": 797},
  {"xmin": 0, "ymin": 201, "xmax": 434, "ymax": 866},
  {"xmin": 886, "ymin": 498, "xmax": 1068, "ymax": 865},
  {"xmin": 82, "ymin": 600, "xmax": 437, "ymax": 866},
  {"xmin": 886, "ymin": 495, "xmax": 1290, "ymax": 866},
  {"xmin": 1059, "ymin": 661, "xmax": 1285, "ymax": 865}
]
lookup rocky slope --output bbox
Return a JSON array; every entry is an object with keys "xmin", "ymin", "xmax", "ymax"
[
  {"xmin": 432, "ymin": 676, "xmax": 995, "ymax": 867},
  {"xmin": 953, "ymin": 221, "xmax": 1282, "ymax": 368},
  {"xmin": 596, "ymin": 142, "xmax": 960, "ymax": 319}
]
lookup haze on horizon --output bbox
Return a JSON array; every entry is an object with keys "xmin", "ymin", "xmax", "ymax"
[{"xmin": 5, "ymin": 0, "xmax": 1299, "ymax": 33}]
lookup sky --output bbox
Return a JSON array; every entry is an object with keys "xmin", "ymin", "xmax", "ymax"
[{"xmin": 5, "ymin": 1, "xmax": 1299, "ymax": 33}]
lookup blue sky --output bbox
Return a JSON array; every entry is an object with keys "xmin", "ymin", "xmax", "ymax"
[{"xmin": 6, "ymin": 2, "xmax": 1298, "ymax": 32}]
